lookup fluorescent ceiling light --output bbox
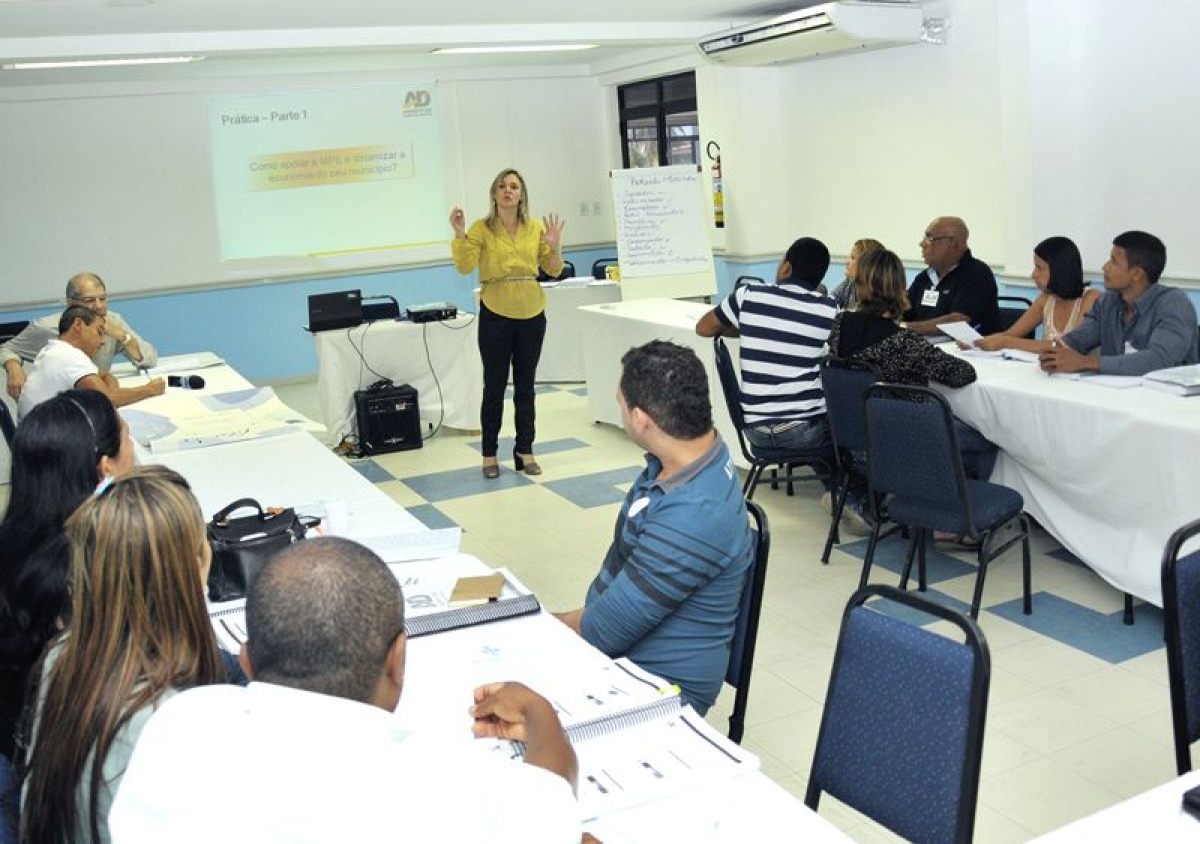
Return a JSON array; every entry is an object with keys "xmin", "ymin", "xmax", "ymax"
[
  {"xmin": 433, "ymin": 44, "xmax": 596, "ymax": 55},
  {"xmin": 2, "ymin": 56, "xmax": 203, "ymax": 70}
]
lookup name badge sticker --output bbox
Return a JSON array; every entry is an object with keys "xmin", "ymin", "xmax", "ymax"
[{"xmin": 921, "ymin": 289, "xmax": 940, "ymax": 308}]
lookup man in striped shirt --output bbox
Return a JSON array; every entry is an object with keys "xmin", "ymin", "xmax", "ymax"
[
  {"xmin": 553, "ymin": 341, "xmax": 753, "ymax": 714},
  {"xmin": 696, "ymin": 237, "xmax": 837, "ymax": 458}
]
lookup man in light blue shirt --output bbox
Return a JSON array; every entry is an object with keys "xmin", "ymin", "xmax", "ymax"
[{"xmin": 1040, "ymin": 230, "xmax": 1198, "ymax": 376}]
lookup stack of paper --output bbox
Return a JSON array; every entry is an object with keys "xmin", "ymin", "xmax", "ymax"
[{"xmin": 1143, "ymin": 364, "xmax": 1200, "ymax": 396}]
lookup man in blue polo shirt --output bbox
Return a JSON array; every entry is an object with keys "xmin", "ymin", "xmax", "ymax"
[
  {"xmin": 554, "ymin": 341, "xmax": 753, "ymax": 715},
  {"xmin": 695, "ymin": 236, "xmax": 837, "ymax": 458}
]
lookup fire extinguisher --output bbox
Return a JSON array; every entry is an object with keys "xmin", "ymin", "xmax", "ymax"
[{"xmin": 707, "ymin": 140, "xmax": 725, "ymax": 229}]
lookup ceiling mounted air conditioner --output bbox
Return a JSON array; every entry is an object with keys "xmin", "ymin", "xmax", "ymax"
[{"xmin": 698, "ymin": 1, "xmax": 927, "ymax": 66}]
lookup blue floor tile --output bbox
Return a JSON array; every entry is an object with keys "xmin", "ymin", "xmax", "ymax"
[
  {"xmin": 989, "ymin": 593, "xmax": 1165, "ymax": 663},
  {"xmin": 402, "ymin": 464, "xmax": 534, "ymax": 502},
  {"xmin": 836, "ymin": 534, "xmax": 977, "ymax": 584},
  {"xmin": 406, "ymin": 503, "xmax": 460, "ymax": 531},
  {"xmin": 466, "ymin": 437, "xmax": 590, "ymax": 456},
  {"xmin": 350, "ymin": 459, "xmax": 395, "ymax": 483},
  {"xmin": 543, "ymin": 467, "xmax": 642, "ymax": 509}
]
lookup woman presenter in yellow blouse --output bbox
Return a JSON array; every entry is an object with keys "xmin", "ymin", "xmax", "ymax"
[{"xmin": 451, "ymin": 168, "xmax": 564, "ymax": 479}]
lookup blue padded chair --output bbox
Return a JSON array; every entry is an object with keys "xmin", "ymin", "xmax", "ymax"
[
  {"xmin": 536, "ymin": 259, "xmax": 575, "ymax": 282},
  {"xmin": 712, "ymin": 337, "xmax": 833, "ymax": 500},
  {"xmin": 806, "ymin": 584, "xmax": 990, "ymax": 844},
  {"xmin": 725, "ymin": 500, "xmax": 769, "ymax": 745},
  {"xmin": 861, "ymin": 384, "xmax": 1031, "ymax": 619},
  {"xmin": 1162, "ymin": 517, "xmax": 1200, "ymax": 775},
  {"xmin": 591, "ymin": 257, "xmax": 618, "ymax": 279},
  {"xmin": 995, "ymin": 295, "xmax": 1034, "ymax": 337},
  {"xmin": 0, "ymin": 754, "xmax": 16, "ymax": 844},
  {"xmin": 819, "ymin": 358, "xmax": 880, "ymax": 564}
]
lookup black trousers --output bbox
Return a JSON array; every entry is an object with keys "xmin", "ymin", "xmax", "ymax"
[{"xmin": 477, "ymin": 303, "xmax": 546, "ymax": 458}]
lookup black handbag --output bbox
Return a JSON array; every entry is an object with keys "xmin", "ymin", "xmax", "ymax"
[{"xmin": 206, "ymin": 498, "xmax": 319, "ymax": 602}]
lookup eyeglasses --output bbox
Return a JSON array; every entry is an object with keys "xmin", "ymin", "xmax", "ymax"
[
  {"xmin": 71, "ymin": 294, "xmax": 108, "ymax": 306},
  {"xmin": 921, "ymin": 233, "xmax": 954, "ymax": 244}
]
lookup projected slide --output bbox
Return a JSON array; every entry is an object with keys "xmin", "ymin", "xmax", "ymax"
[{"xmin": 210, "ymin": 85, "xmax": 446, "ymax": 261}]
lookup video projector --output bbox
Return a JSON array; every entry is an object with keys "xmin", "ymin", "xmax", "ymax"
[{"xmin": 407, "ymin": 302, "xmax": 458, "ymax": 323}]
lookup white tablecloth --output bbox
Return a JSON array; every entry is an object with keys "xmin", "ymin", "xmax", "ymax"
[
  {"xmin": 1030, "ymin": 770, "xmax": 1200, "ymax": 842},
  {"xmin": 313, "ymin": 315, "xmax": 482, "ymax": 445},
  {"xmin": 939, "ymin": 353, "xmax": 1200, "ymax": 605},
  {"xmin": 539, "ymin": 280, "xmax": 622, "ymax": 381},
  {"xmin": 579, "ymin": 298, "xmax": 749, "ymax": 469}
]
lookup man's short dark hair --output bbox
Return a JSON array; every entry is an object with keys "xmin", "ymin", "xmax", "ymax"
[
  {"xmin": 619, "ymin": 340, "xmax": 712, "ymax": 440},
  {"xmin": 1113, "ymin": 230, "xmax": 1167, "ymax": 285},
  {"xmin": 245, "ymin": 537, "xmax": 404, "ymax": 703},
  {"xmin": 57, "ymin": 305, "xmax": 98, "ymax": 336},
  {"xmin": 783, "ymin": 237, "xmax": 831, "ymax": 285}
]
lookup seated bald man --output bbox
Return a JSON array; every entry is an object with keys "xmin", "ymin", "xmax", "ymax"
[
  {"xmin": 904, "ymin": 216, "xmax": 1000, "ymax": 335},
  {"xmin": 2, "ymin": 271, "xmax": 158, "ymax": 400},
  {"xmin": 16, "ymin": 306, "xmax": 164, "ymax": 420}
]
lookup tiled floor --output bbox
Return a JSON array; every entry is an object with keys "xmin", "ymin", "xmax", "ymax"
[{"xmin": 249, "ymin": 383, "xmax": 1192, "ymax": 839}]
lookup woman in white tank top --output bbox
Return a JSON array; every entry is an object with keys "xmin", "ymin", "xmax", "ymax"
[{"xmin": 975, "ymin": 236, "xmax": 1100, "ymax": 353}]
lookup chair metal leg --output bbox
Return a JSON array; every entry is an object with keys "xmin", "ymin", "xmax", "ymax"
[
  {"xmin": 899, "ymin": 528, "xmax": 919, "ymax": 591},
  {"xmin": 917, "ymin": 530, "xmax": 928, "ymax": 592},
  {"xmin": 970, "ymin": 545, "xmax": 989, "ymax": 620},
  {"xmin": 1022, "ymin": 533, "xmax": 1032, "ymax": 615},
  {"xmin": 1123, "ymin": 592, "xmax": 1134, "ymax": 626},
  {"xmin": 820, "ymin": 477, "xmax": 848, "ymax": 564},
  {"xmin": 860, "ymin": 522, "xmax": 882, "ymax": 588},
  {"xmin": 743, "ymin": 466, "xmax": 763, "ymax": 499}
]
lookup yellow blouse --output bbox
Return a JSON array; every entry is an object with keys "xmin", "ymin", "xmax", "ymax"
[{"xmin": 451, "ymin": 218, "xmax": 559, "ymax": 319}]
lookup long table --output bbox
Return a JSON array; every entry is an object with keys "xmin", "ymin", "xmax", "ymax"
[
  {"xmin": 938, "ymin": 353, "xmax": 1200, "ymax": 605},
  {"xmin": 312, "ymin": 315, "xmax": 482, "ymax": 445},
  {"xmin": 579, "ymin": 298, "xmax": 750, "ymax": 469},
  {"xmin": 119, "ymin": 354, "xmax": 847, "ymax": 841},
  {"xmin": 1029, "ymin": 770, "xmax": 1200, "ymax": 841},
  {"xmin": 538, "ymin": 280, "xmax": 622, "ymax": 381}
]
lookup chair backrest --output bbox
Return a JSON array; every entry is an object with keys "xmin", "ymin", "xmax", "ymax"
[
  {"xmin": 725, "ymin": 500, "xmax": 769, "ymax": 744},
  {"xmin": 820, "ymin": 358, "xmax": 879, "ymax": 462},
  {"xmin": 712, "ymin": 337, "xmax": 754, "ymax": 463},
  {"xmin": 0, "ymin": 401, "xmax": 14, "ymax": 449},
  {"xmin": 996, "ymin": 296, "xmax": 1034, "ymax": 337},
  {"xmin": 807, "ymin": 584, "xmax": 990, "ymax": 844},
  {"xmin": 536, "ymin": 259, "xmax": 576, "ymax": 282},
  {"xmin": 1162, "ymin": 517, "xmax": 1200, "ymax": 775},
  {"xmin": 734, "ymin": 275, "xmax": 765, "ymax": 289},
  {"xmin": 863, "ymin": 383, "xmax": 975, "ymax": 536},
  {"xmin": 591, "ymin": 257, "xmax": 618, "ymax": 279},
  {"xmin": 0, "ymin": 321, "xmax": 29, "ymax": 346}
]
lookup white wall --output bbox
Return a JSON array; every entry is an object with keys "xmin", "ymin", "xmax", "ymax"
[{"xmin": 0, "ymin": 68, "xmax": 611, "ymax": 307}]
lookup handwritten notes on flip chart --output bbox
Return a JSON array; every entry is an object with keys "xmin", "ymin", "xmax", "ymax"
[{"xmin": 609, "ymin": 166, "xmax": 714, "ymax": 294}]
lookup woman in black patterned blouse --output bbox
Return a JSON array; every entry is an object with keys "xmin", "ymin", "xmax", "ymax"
[{"xmin": 829, "ymin": 248, "xmax": 997, "ymax": 483}]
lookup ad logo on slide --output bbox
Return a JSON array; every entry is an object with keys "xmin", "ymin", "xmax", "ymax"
[{"xmin": 402, "ymin": 90, "xmax": 433, "ymax": 117}]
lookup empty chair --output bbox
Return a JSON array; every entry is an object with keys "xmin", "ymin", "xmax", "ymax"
[
  {"xmin": 819, "ymin": 357, "xmax": 880, "ymax": 564},
  {"xmin": 537, "ymin": 259, "xmax": 575, "ymax": 282},
  {"xmin": 860, "ymin": 383, "xmax": 1031, "ymax": 619},
  {"xmin": 995, "ymin": 295, "xmax": 1034, "ymax": 336},
  {"xmin": 733, "ymin": 275, "xmax": 765, "ymax": 289},
  {"xmin": 0, "ymin": 321, "xmax": 29, "ymax": 345},
  {"xmin": 725, "ymin": 500, "xmax": 769, "ymax": 744},
  {"xmin": 591, "ymin": 257, "xmax": 618, "ymax": 279},
  {"xmin": 806, "ymin": 584, "xmax": 990, "ymax": 844},
  {"xmin": 1162, "ymin": 517, "xmax": 1200, "ymax": 775},
  {"xmin": 712, "ymin": 337, "xmax": 832, "ymax": 500}
]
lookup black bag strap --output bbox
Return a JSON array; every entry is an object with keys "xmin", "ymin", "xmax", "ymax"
[{"xmin": 211, "ymin": 498, "xmax": 267, "ymax": 525}]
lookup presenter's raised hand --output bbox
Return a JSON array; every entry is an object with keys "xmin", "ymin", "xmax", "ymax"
[
  {"xmin": 448, "ymin": 207, "xmax": 467, "ymax": 238},
  {"xmin": 542, "ymin": 213, "xmax": 565, "ymax": 251}
]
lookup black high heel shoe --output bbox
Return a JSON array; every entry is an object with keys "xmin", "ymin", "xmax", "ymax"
[
  {"xmin": 481, "ymin": 458, "xmax": 500, "ymax": 479},
  {"xmin": 513, "ymin": 449, "xmax": 542, "ymax": 476}
]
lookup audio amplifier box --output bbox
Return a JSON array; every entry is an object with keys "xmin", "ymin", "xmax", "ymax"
[{"xmin": 354, "ymin": 384, "xmax": 422, "ymax": 455}]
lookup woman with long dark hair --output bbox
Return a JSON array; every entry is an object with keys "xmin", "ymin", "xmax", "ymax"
[
  {"xmin": 976, "ymin": 235, "xmax": 1099, "ymax": 352},
  {"xmin": 450, "ymin": 168, "xmax": 564, "ymax": 478},
  {"xmin": 0, "ymin": 390, "xmax": 133, "ymax": 761},
  {"xmin": 19, "ymin": 465, "xmax": 223, "ymax": 843}
]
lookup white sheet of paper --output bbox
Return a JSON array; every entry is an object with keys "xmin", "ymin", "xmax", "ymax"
[{"xmin": 937, "ymin": 321, "xmax": 984, "ymax": 345}]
